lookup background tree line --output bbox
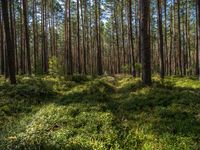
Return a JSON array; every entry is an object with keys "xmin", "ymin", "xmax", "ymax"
[{"xmin": 0, "ymin": 0, "xmax": 200, "ymax": 85}]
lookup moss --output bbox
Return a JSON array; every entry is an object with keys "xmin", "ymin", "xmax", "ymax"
[{"xmin": 0, "ymin": 75, "xmax": 200, "ymax": 149}]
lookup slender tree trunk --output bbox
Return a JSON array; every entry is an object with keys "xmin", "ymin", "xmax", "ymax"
[
  {"xmin": 41, "ymin": 0, "xmax": 45, "ymax": 73},
  {"xmin": 20, "ymin": 0, "xmax": 25, "ymax": 74},
  {"xmin": 85, "ymin": 0, "xmax": 89, "ymax": 74},
  {"xmin": 41, "ymin": 0, "xmax": 48, "ymax": 74},
  {"xmin": 138, "ymin": 0, "xmax": 142, "ymax": 76},
  {"xmin": 128, "ymin": 0, "xmax": 136, "ymax": 77},
  {"xmin": 1, "ymin": 0, "xmax": 16, "ymax": 84},
  {"xmin": 95, "ymin": 0, "xmax": 103, "ymax": 75},
  {"xmin": 64, "ymin": 0, "xmax": 68, "ymax": 74},
  {"xmin": 196, "ymin": 0, "xmax": 199, "ymax": 76},
  {"xmin": 174, "ymin": 0, "xmax": 178, "ymax": 75},
  {"xmin": 12, "ymin": 2, "xmax": 18, "ymax": 75},
  {"xmin": 44, "ymin": 0, "xmax": 48, "ymax": 73},
  {"xmin": 157, "ymin": 0, "xmax": 165, "ymax": 79},
  {"xmin": 140, "ymin": 0, "xmax": 151, "ymax": 85},
  {"xmin": 177, "ymin": 0, "xmax": 182, "ymax": 75},
  {"xmin": 67, "ymin": 0, "xmax": 73, "ymax": 75},
  {"xmin": 0, "ymin": 7, "xmax": 4, "ymax": 75},
  {"xmin": 121, "ymin": 0, "xmax": 126, "ymax": 69},
  {"xmin": 32, "ymin": 0, "xmax": 37, "ymax": 73},
  {"xmin": 187, "ymin": 1, "xmax": 192, "ymax": 75},
  {"xmin": 81, "ymin": 0, "xmax": 87, "ymax": 74},
  {"xmin": 185, "ymin": 0, "xmax": 189, "ymax": 75},
  {"xmin": 164, "ymin": 0, "xmax": 168, "ymax": 75},
  {"xmin": 169, "ymin": 3, "xmax": 173, "ymax": 75},
  {"xmin": 197, "ymin": 0, "xmax": 200, "ymax": 79},
  {"xmin": 114, "ymin": 1, "xmax": 120, "ymax": 73},
  {"xmin": 77, "ymin": 0, "xmax": 81, "ymax": 74},
  {"xmin": 22, "ymin": 0, "xmax": 31, "ymax": 75}
]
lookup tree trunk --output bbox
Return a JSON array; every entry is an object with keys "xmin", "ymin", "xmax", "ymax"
[
  {"xmin": 197, "ymin": 0, "xmax": 200, "ymax": 79},
  {"xmin": 1, "ymin": 0, "xmax": 16, "ymax": 84},
  {"xmin": 114, "ymin": 1, "xmax": 120, "ymax": 73},
  {"xmin": 164, "ymin": 0, "xmax": 168, "ymax": 75},
  {"xmin": 22, "ymin": 0, "xmax": 31, "ymax": 75},
  {"xmin": 169, "ymin": 2, "xmax": 173, "ymax": 75},
  {"xmin": 157, "ymin": 0, "xmax": 165, "ymax": 79},
  {"xmin": 177, "ymin": 0, "xmax": 182, "ymax": 75},
  {"xmin": 32, "ymin": 0, "xmax": 37, "ymax": 73},
  {"xmin": 67, "ymin": 0, "xmax": 73, "ymax": 75},
  {"xmin": 196, "ymin": 0, "xmax": 199, "ymax": 76},
  {"xmin": 95, "ymin": 0, "xmax": 103, "ymax": 75},
  {"xmin": 77, "ymin": 0, "xmax": 81, "ymax": 74},
  {"xmin": 0, "ymin": 7, "xmax": 4, "ymax": 75},
  {"xmin": 128, "ymin": 0, "xmax": 136, "ymax": 77},
  {"xmin": 121, "ymin": 0, "xmax": 126, "ymax": 69},
  {"xmin": 140, "ymin": 0, "xmax": 151, "ymax": 85}
]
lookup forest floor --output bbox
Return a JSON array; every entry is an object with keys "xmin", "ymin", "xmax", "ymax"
[{"xmin": 0, "ymin": 75, "xmax": 200, "ymax": 150}]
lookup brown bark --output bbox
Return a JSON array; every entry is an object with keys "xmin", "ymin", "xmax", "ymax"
[
  {"xmin": 95, "ymin": 0, "xmax": 103, "ymax": 75},
  {"xmin": 157, "ymin": 0, "xmax": 165, "ymax": 79},
  {"xmin": 128, "ymin": 0, "xmax": 136, "ymax": 77},
  {"xmin": 140, "ymin": 0, "xmax": 151, "ymax": 85},
  {"xmin": 77, "ymin": 0, "xmax": 81, "ymax": 74},
  {"xmin": 22, "ymin": 0, "xmax": 31, "ymax": 75},
  {"xmin": 1, "ymin": 0, "xmax": 16, "ymax": 84}
]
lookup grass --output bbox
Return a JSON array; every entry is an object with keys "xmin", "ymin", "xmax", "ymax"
[{"xmin": 0, "ymin": 75, "xmax": 200, "ymax": 149}]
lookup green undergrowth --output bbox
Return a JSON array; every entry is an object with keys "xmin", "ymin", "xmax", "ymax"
[{"xmin": 0, "ymin": 75, "xmax": 200, "ymax": 149}]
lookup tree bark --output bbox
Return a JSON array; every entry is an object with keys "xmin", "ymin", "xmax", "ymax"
[
  {"xmin": 157, "ymin": 0, "xmax": 165, "ymax": 79},
  {"xmin": 77, "ymin": 0, "xmax": 81, "ymax": 74},
  {"xmin": 95, "ymin": 0, "xmax": 103, "ymax": 75},
  {"xmin": 128, "ymin": 0, "xmax": 136, "ymax": 77},
  {"xmin": 197, "ymin": 0, "xmax": 200, "ymax": 79},
  {"xmin": 177, "ymin": 0, "xmax": 182, "ymax": 75},
  {"xmin": 67, "ymin": 0, "xmax": 73, "ymax": 75},
  {"xmin": 22, "ymin": 0, "xmax": 31, "ymax": 75},
  {"xmin": 1, "ymin": 0, "xmax": 16, "ymax": 84},
  {"xmin": 140, "ymin": 0, "xmax": 151, "ymax": 85},
  {"xmin": 0, "ymin": 7, "xmax": 4, "ymax": 75}
]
